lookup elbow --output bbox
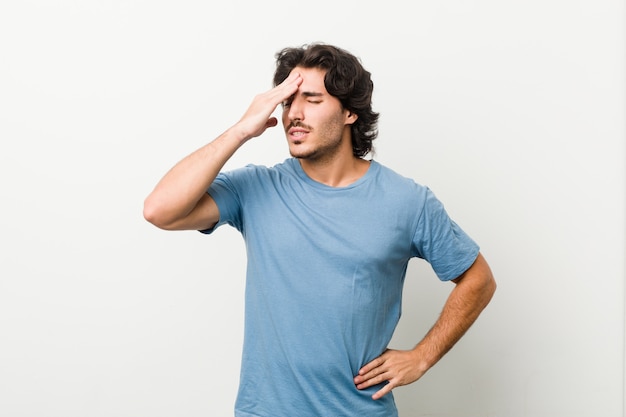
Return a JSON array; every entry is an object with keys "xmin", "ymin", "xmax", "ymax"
[
  {"xmin": 481, "ymin": 268, "xmax": 497, "ymax": 308},
  {"xmin": 478, "ymin": 259, "xmax": 497, "ymax": 300},
  {"xmin": 471, "ymin": 272, "xmax": 496, "ymax": 314},
  {"xmin": 456, "ymin": 253, "xmax": 497, "ymax": 307},
  {"xmin": 143, "ymin": 202, "xmax": 158, "ymax": 227},
  {"xmin": 143, "ymin": 196, "xmax": 173, "ymax": 230},
  {"xmin": 486, "ymin": 274, "xmax": 497, "ymax": 302}
]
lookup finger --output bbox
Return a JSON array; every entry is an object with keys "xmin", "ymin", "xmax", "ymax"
[
  {"xmin": 277, "ymin": 72, "xmax": 302, "ymax": 95},
  {"xmin": 357, "ymin": 356, "xmax": 385, "ymax": 376},
  {"xmin": 265, "ymin": 117, "xmax": 278, "ymax": 128},
  {"xmin": 264, "ymin": 82, "xmax": 298, "ymax": 109},
  {"xmin": 371, "ymin": 382, "xmax": 394, "ymax": 400},
  {"xmin": 282, "ymin": 71, "xmax": 301, "ymax": 85},
  {"xmin": 355, "ymin": 361, "xmax": 391, "ymax": 388},
  {"xmin": 256, "ymin": 73, "xmax": 299, "ymax": 105},
  {"xmin": 355, "ymin": 370, "xmax": 388, "ymax": 389},
  {"xmin": 354, "ymin": 368, "xmax": 379, "ymax": 385}
]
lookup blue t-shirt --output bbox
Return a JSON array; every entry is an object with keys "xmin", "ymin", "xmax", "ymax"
[{"xmin": 203, "ymin": 158, "xmax": 479, "ymax": 417}]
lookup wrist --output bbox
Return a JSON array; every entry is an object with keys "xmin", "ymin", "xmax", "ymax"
[
  {"xmin": 410, "ymin": 344, "xmax": 439, "ymax": 373},
  {"xmin": 226, "ymin": 124, "xmax": 253, "ymax": 145}
]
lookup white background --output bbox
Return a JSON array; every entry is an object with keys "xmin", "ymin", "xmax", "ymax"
[{"xmin": 0, "ymin": 1, "xmax": 624, "ymax": 416}]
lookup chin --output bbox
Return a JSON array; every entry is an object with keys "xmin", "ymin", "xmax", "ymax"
[
  {"xmin": 288, "ymin": 145, "xmax": 313, "ymax": 159},
  {"xmin": 290, "ymin": 152, "xmax": 309, "ymax": 160}
]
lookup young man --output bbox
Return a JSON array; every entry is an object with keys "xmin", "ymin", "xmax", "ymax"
[{"xmin": 144, "ymin": 43, "xmax": 496, "ymax": 417}]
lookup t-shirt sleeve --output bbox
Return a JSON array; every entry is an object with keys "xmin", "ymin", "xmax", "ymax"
[
  {"xmin": 198, "ymin": 171, "xmax": 244, "ymax": 234},
  {"xmin": 411, "ymin": 187, "xmax": 480, "ymax": 281}
]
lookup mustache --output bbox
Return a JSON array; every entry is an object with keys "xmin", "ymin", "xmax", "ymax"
[{"xmin": 288, "ymin": 121, "xmax": 312, "ymax": 130}]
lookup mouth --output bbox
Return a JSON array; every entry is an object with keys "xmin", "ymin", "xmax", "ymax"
[{"xmin": 287, "ymin": 126, "xmax": 310, "ymax": 141}]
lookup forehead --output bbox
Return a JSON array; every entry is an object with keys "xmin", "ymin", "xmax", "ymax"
[{"xmin": 289, "ymin": 66, "xmax": 328, "ymax": 93}]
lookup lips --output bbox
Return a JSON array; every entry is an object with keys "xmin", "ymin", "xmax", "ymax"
[{"xmin": 288, "ymin": 127, "xmax": 309, "ymax": 140}]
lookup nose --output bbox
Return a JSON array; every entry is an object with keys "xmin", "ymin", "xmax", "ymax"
[{"xmin": 287, "ymin": 96, "xmax": 304, "ymax": 122}]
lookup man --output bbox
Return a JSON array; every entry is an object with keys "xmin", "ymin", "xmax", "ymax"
[{"xmin": 144, "ymin": 43, "xmax": 496, "ymax": 417}]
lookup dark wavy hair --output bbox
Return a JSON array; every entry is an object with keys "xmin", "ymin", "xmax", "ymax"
[{"xmin": 273, "ymin": 43, "xmax": 379, "ymax": 158}]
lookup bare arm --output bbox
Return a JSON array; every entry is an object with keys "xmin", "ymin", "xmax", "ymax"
[
  {"xmin": 143, "ymin": 72, "xmax": 303, "ymax": 231},
  {"xmin": 354, "ymin": 252, "xmax": 496, "ymax": 399}
]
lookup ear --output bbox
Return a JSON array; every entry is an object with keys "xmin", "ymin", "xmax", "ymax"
[{"xmin": 345, "ymin": 110, "xmax": 358, "ymax": 125}]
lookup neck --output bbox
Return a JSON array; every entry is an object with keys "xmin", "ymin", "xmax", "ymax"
[{"xmin": 299, "ymin": 151, "xmax": 370, "ymax": 187}]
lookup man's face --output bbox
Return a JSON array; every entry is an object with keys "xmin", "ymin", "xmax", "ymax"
[{"xmin": 281, "ymin": 66, "xmax": 355, "ymax": 161}]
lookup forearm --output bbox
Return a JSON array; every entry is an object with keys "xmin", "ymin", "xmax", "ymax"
[
  {"xmin": 412, "ymin": 253, "xmax": 496, "ymax": 372},
  {"xmin": 143, "ymin": 126, "xmax": 247, "ymax": 228},
  {"xmin": 355, "ymin": 253, "xmax": 496, "ymax": 399}
]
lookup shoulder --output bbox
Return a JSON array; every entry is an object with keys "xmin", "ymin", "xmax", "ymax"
[
  {"xmin": 217, "ymin": 158, "xmax": 298, "ymax": 188},
  {"xmin": 371, "ymin": 160, "xmax": 429, "ymax": 195}
]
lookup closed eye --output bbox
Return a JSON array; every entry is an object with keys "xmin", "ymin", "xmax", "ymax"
[
  {"xmin": 283, "ymin": 99, "xmax": 321, "ymax": 107},
  {"xmin": 283, "ymin": 92, "xmax": 323, "ymax": 107}
]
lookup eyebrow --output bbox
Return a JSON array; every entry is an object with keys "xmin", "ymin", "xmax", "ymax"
[{"xmin": 300, "ymin": 91, "xmax": 324, "ymax": 98}]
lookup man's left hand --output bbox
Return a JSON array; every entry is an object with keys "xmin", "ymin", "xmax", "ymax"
[{"xmin": 354, "ymin": 348, "xmax": 426, "ymax": 400}]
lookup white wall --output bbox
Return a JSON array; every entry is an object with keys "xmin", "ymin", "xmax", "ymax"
[{"xmin": 0, "ymin": 1, "xmax": 623, "ymax": 416}]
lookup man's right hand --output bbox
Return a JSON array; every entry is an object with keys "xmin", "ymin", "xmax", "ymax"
[{"xmin": 233, "ymin": 71, "xmax": 302, "ymax": 141}]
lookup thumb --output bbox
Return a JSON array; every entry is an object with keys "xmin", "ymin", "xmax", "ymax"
[{"xmin": 265, "ymin": 117, "xmax": 278, "ymax": 128}]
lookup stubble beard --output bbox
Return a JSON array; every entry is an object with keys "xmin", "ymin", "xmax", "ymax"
[
  {"xmin": 289, "ymin": 136, "xmax": 344, "ymax": 163},
  {"xmin": 287, "ymin": 118, "xmax": 348, "ymax": 163}
]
